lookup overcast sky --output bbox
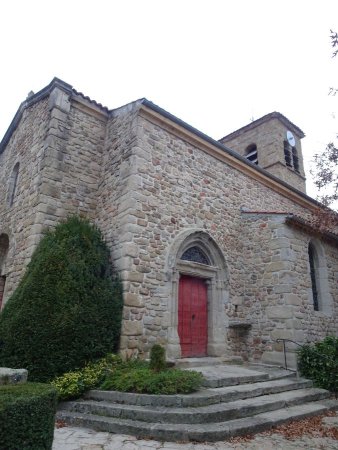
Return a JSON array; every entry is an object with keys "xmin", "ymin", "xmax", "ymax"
[{"xmin": 1, "ymin": 0, "xmax": 337, "ymax": 199}]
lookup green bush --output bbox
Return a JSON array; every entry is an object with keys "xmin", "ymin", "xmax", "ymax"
[
  {"xmin": 298, "ymin": 336, "xmax": 338, "ymax": 395},
  {"xmin": 0, "ymin": 216, "xmax": 123, "ymax": 382},
  {"xmin": 100, "ymin": 361, "xmax": 203, "ymax": 395},
  {"xmin": 149, "ymin": 344, "xmax": 166, "ymax": 372},
  {"xmin": 52, "ymin": 354, "xmax": 121, "ymax": 400},
  {"xmin": 0, "ymin": 382, "xmax": 57, "ymax": 450}
]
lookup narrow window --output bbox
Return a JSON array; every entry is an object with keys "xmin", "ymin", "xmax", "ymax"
[
  {"xmin": 284, "ymin": 141, "xmax": 292, "ymax": 167},
  {"xmin": 0, "ymin": 275, "xmax": 6, "ymax": 310},
  {"xmin": 245, "ymin": 144, "xmax": 258, "ymax": 165},
  {"xmin": 0, "ymin": 234, "xmax": 9, "ymax": 310},
  {"xmin": 7, "ymin": 162, "xmax": 20, "ymax": 206},
  {"xmin": 292, "ymin": 146, "xmax": 300, "ymax": 173},
  {"xmin": 308, "ymin": 242, "xmax": 319, "ymax": 311}
]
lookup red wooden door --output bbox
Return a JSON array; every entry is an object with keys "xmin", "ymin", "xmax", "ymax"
[{"xmin": 178, "ymin": 275, "xmax": 208, "ymax": 357}]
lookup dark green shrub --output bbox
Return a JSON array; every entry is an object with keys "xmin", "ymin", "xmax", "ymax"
[
  {"xmin": 52, "ymin": 353, "xmax": 121, "ymax": 400},
  {"xmin": 0, "ymin": 216, "xmax": 123, "ymax": 382},
  {"xmin": 149, "ymin": 344, "xmax": 166, "ymax": 372},
  {"xmin": 100, "ymin": 360, "xmax": 203, "ymax": 394},
  {"xmin": 0, "ymin": 382, "xmax": 57, "ymax": 450},
  {"xmin": 298, "ymin": 336, "xmax": 338, "ymax": 395}
]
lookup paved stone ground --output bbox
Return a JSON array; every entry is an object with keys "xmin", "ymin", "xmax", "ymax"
[{"xmin": 53, "ymin": 416, "xmax": 338, "ymax": 450}]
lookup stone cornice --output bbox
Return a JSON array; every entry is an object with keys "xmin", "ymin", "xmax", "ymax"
[{"xmin": 139, "ymin": 103, "xmax": 320, "ymax": 213}]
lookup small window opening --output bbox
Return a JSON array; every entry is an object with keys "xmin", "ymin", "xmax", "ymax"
[
  {"xmin": 292, "ymin": 147, "xmax": 300, "ymax": 173},
  {"xmin": 284, "ymin": 141, "xmax": 300, "ymax": 172},
  {"xmin": 0, "ymin": 275, "xmax": 6, "ymax": 310},
  {"xmin": 245, "ymin": 144, "xmax": 258, "ymax": 165},
  {"xmin": 7, "ymin": 162, "xmax": 20, "ymax": 206},
  {"xmin": 308, "ymin": 243, "xmax": 319, "ymax": 311},
  {"xmin": 181, "ymin": 246, "xmax": 210, "ymax": 265},
  {"xmin": 284, "ymin": 141, "xmax": 292, "ymax": 167}
]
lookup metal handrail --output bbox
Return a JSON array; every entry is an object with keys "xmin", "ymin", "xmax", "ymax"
[{"xmin": 276, "ymin": 338, "xmax": 337, "ymax": 370}]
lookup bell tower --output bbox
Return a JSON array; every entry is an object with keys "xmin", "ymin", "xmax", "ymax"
[{"xmin": 219, "ymin": 112, "xmax": 306, "ymax": 193}]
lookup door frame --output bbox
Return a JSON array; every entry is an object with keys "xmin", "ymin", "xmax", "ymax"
[{"xmin": 165, "ymin": 230, "xmax": 229, "ymax": 360}]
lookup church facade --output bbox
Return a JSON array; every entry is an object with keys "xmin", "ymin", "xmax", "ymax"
[{"xmin": 0, "ymin": 78, "xmax": 337, "ymax": 367}]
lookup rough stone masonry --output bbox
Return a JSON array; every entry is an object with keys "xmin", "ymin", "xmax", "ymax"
[{"xmin": 0, "ymin": 78, "xmax": 337, "ymax": 367}]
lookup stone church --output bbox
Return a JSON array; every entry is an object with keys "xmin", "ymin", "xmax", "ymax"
[{"xmin": 0, "ymin": 78, "xmax": 337, "ymax": 367}]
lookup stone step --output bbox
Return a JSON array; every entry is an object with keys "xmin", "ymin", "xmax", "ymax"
[
  {"xmin": 198, "ymin": 364, "xmax": 296, "ymax": 387},
  {"xmin": 61, "ymin": 388, "xmax": 329, "ymax": 424},
  {"xmin": 57, "ymin": 399, "xmax": 338, "ymax": 442},
  {"xmin": 85, "ymin": 377, "xmax": 313, "ymax": 408},
  {"xmin": 175, "ymin": 357, "xmax": 237, "ymax": 368},
  {"xmin": 189, "ymin": 364, "xmax": 278, "ymax": 388}
]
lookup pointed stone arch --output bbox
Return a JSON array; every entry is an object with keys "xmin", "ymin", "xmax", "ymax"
[{"xmin": 166, "ymin": 229, "xmax": 229, "ymax": 359}]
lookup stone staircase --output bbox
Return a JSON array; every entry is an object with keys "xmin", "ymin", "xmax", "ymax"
[{"xmin": 57, "ymin": 361, "xmax": 338, "ymax": 442}]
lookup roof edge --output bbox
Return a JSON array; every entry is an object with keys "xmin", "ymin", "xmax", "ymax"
[
  {"xmin": 0, "ymin": 78, "xmax": 73, "ymax": 154},
  {"xmin": 286, "ymin": 214, "xmax": 338, "ymax": 245},
  {"xmin": 220, "ymin": 111, "xmax": 305, "ymax": 143}
]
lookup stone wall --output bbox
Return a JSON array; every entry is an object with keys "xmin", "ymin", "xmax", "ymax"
[
  {"xmin": 112, "ymin": 111, "xmax": 338, "ymax": 364},
  {"xmin": 0, "ymin": 82, "xmax": 337, "ymax": 367},
  {"xmin": 0, "ymin": 98, "xmax": 50, "ymax": 302},
  {"xmin": 237, "ymin": 213, "xmax": 338, "ymax": 366},
  {"xmin": 0, "ymin": 87, "xmax": 107, "ymax": 304}
]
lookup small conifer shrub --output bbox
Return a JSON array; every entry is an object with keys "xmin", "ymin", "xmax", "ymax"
[
  {"xmin": 0, "ymin": 216, "xmax": 123, "ymax": 382},
  {"xmin": 149, "ymin": 344, "xmax": 166, "ymax": 372}
]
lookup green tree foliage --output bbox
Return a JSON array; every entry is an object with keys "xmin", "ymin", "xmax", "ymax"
[
  {"xmin": 298, "ymin": 336, "xmax": 338, "ymax": 396},
  {"xmin": 312, "ymin": 30, "xmax": 338, "ymax": 210},
  {"xmin": 0, "ymin": 216, "xmax": 123, "ymax": 382}
]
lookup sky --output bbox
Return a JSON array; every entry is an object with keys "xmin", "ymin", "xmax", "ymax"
[{"xmin": 1, "ymin": 0, "xmax": 337, "ymax": 199}]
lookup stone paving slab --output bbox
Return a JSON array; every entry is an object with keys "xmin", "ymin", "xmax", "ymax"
[
  {"xmin": 52, "ymin": 425, "xmax": 338, "ymax": 450},
  {"xmin": 187, "ymin": 365, "xmax": 269, "ymax": 388}
]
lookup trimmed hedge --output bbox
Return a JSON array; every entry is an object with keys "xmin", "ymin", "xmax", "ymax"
[
  {"xmin": 0, "ymin": 216, "xmax": 123, "ymax": 382},
  {"xmin": 298, "ymin": 336, "xmax": 338, "ymax": 395},
  {"xmin": 0, "ymin": 383, "xmax": 57, "ymax": 450}
]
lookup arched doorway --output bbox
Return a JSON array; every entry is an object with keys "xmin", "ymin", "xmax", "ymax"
[{"xmin": 166, "ymin": 229, "xmax": 228, "ymax": 359}]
